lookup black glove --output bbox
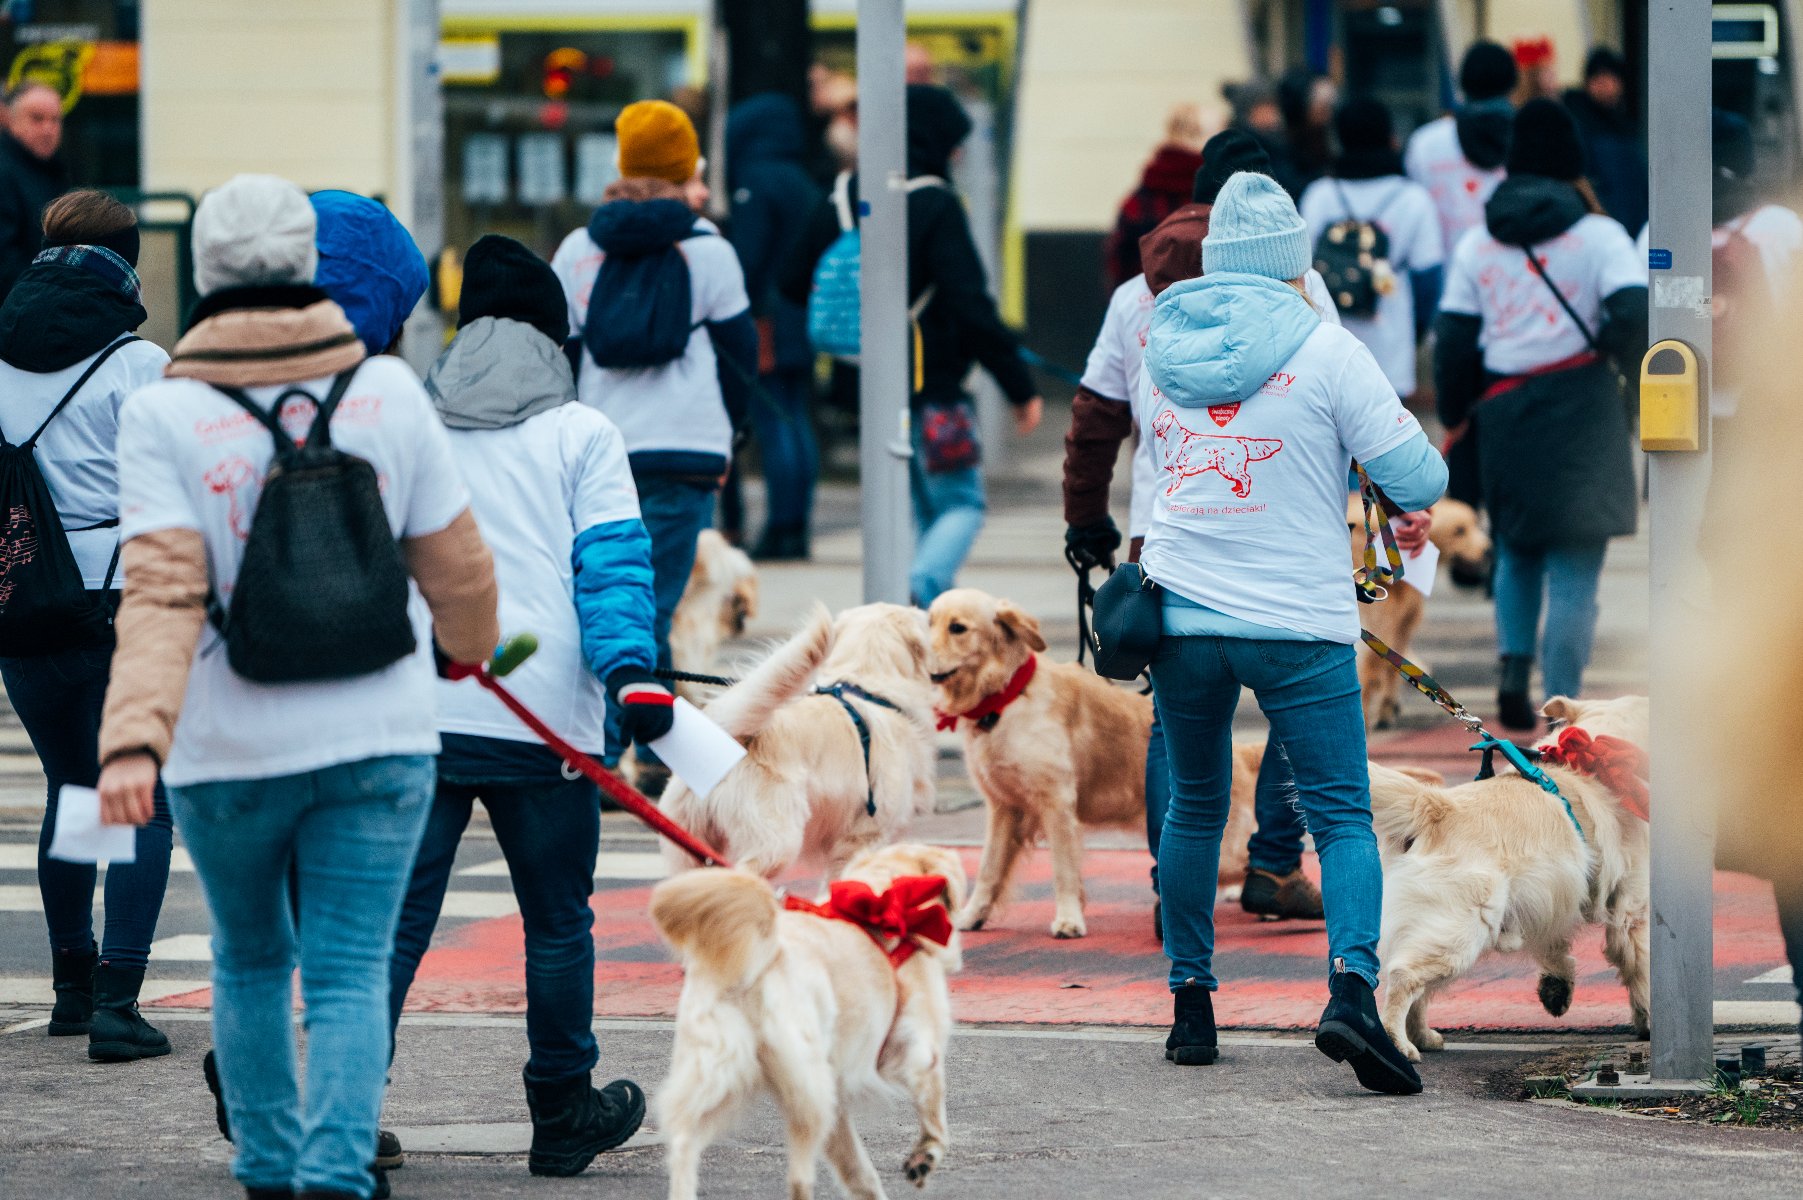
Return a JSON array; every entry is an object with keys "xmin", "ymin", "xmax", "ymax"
[
  {"xmin": 609, "ymin": 668, "xmax": 676, "ymax": 745},
  {"xmin": 1065, "ymin": 518, "xmax": 1122, "ymax": 574}
]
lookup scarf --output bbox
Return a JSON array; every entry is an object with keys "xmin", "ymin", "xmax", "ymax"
[
  {"xmin": 32, "ymin": 243, "xmax": 141, "ymax": 304},
  {"xmin": 167, "ymin": 284, "xmax": 365, "ymax": 388}
]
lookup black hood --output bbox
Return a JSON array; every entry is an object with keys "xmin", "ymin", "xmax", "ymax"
[
  {"xmin": 906, "ymin": 84, "xmax": 972, "ymax": 178},
  {"xmin": 1484, "ymin": 175, "xmax": 1587, "ymax": 247},
  {"xmin": 0, "ymin": 262, "xmax": 146, "ymax": 372},
  {"xmin": 726, "ymin": 93, "xmax": 806, "ymax": 183},
  {"xmin": 1454, "ymin": 98, "xmax": 1513, "ymax": 171},
  {"xmin": 587, "ymin": 197, "xmax": 696, "ymax": 256}
]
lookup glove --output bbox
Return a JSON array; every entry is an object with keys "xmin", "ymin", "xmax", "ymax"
[
  {"xmin": 1064, "ymin": 518, "xmax": 1122, "ymax": 574},
  {"xmin": 609, "ymin": 668, "xmax": 676, "ymax": 745}
]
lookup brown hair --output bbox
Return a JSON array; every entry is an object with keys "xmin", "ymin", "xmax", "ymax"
[{"xmin": 41, "ymin": 189, "xmax": 136, "ymax": 245}]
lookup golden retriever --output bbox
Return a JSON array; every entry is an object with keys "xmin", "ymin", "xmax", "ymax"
[
  {"xmin": 661, "ymin": 603, "xmax": 937, "ymax": 879},
  {"xmin": 669, "ymin": 529, "xmax": 759, "ymax": 699},
  {"xmin": 1349, "ymin": 497, "xmax": 1492, "ymax": 731},
  {"xmin": 651, "ymin": 843, "xmax": 967, "ymax": 1200},
  {"xmin": 1367, "ymin": 694, "xmax": 1649, "ymax": 1060},
  {"xmin": 926, "ymin": 587, "xmax": 1262, "ymax": 938}
]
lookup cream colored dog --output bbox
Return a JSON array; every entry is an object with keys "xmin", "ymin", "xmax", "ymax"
[
  {"xmin": 927, "ymin": 588, "xmax": 1261, "ymax": 939},
  {"xmin": 1367, "ymin": 695, "xmax": 1650, "ymax": 1060},
  {"xmin": 669, "ymin": 529, "xmax": 758, "ymax": 699},
  {"xmin": 1349, "ymin": 497, "xmax": 1492, "ymax": 731},
  {"xmin": 661, "ymin": 603, "xmax": 937, "ymax": 878},
  {"xmin": 651, "ymin": 843, "xmax": 967, "ymax": 1200}
]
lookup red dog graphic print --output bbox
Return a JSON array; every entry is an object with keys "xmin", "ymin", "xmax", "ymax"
[{"xmin": 1151, "ymin": 409, "xmax": 1283, "ymax": 498}]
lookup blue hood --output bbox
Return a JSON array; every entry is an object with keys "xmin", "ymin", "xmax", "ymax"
[
  {"xmin": 1145, "ymin": 274, "xmax": 1322, "ymax": 406},
  {"xmin": 587, "ymin": 197, "xmax": 696, "ymax": 257},
  {"xmin": 727, "ymin": 93, "xmax": 806, "ymax": 183},
  {"xmin": 310, "ymin": 190, "xmax": 428, "ymax": 355}
]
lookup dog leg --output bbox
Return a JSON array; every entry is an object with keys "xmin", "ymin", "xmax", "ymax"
[
  {"xmin": 898, "ymin": 1046, "xmax": 950, "ymax": 1188},
  {"xmin": 957, "ymin": 804, "xmax": 1026, "ymax": 931},
  {"xmin": 1534, "ymin": 940, "xmax": 1579, "ymax": 1019},
  {"xmin": 1605, "ymin": 908, "xmax": 1652, "ymax": 1039},
  {"xmin": 664, "ymin": 1126, "xmax": 706, "ymax": 1200},
  {"xmin": 1380, "ymin": 923, "xmax": 1489, "ymax": 1061},
  {"xmin": 1403, "ymin": 993, "xmax": 1442, "ymax": 1054},
  {"xmin": 823, "ymin": 1112, "xmax": 888, "ymax": 1200},
  {"xmin": 1041, "ymin": 801, "xmax": 1089, "ymax": 939}
]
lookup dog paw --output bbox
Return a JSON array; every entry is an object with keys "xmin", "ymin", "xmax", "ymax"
[
  {"xmin": 1050, "ymin": 915, "xmax": 1087, "ymax": 939},
  {"xmin": 1536, "ymin": 973, "xmax": 1574, "ymax": 1018},
  {"xmin": 904, "ymin": 1145, "xmax": 941, "ymax": 1186},
  {"xmin": 1631, "ymin": 1010, "xmax": 1650, "ymax": 1041},
  {"xmin": 954, "ymin": 906, "xmax": 989, "ymax": 932},
  {"xmin": 1416, "ymin": 1027, "xmax": 1445, "ymax": 1053}
]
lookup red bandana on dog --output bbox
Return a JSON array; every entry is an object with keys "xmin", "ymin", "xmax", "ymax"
[
  {"xmin": 783, "ymin": 875, "xmax": 954, "ymax": 967},
  {"xmin": 1538, "ymin": 728, "xmax": 1649, "ymax": 822},
  {"xmin": 935, "ymin": 656, "xmax": 1037, "ymax": 732}
]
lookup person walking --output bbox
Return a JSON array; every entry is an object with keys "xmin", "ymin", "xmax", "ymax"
[
  {"xmin": 1300, "ymin": 97, "xmax": 1443, "ymax": 400},
  {"xmin": 1404, "ymin": 41, "xmax": 1517, "ymax": 258},
  {"xmin": 0, "ymin": 81, "xmax": 69, "ymax": 303},
  {"xmin": 1562, "ymin": 47, "xmax": 1646, "ymax": 235},
  {"xmin": 95, "ymin": 173, "xmax": 500, "ymax": 1200},
  {"xmin": 386, "ymin": 234, "xmax": 656, "ymax": 1178},
  {"xmin": 1141, "ymin": 170, "xmax": 1446, "ymax": 1092},
  {"xmin": 1434, "ymin": 101, "xmax": 1646, "ymax": 729},
  {"xmin": 725, "ymin": 93, "xmax": 824, "ymax": 560},
  {"xmin": 0, "ymin": 190, "xmax": 172, "ymax": 1061},
  {"xmin": 553, "ymin": 99, "xmax": 756, "ymax": 789},
  {"xmin": 310, "ymin": 190, "xmax": 430, "ymax": 356},
  {"xmin": 784, "ymin": 84, "xmax": 1044, "ymax": 604},
  {"xmin": 1103, "ymin": 103, "xmax": 1207, "ymax": 290}
]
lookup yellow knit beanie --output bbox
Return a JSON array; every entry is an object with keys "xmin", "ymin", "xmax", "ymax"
[{"xmin": 616, "ymin": 100, "xmax": 700, "ymax": 185}]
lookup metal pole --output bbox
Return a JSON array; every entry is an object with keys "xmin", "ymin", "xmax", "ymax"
[
  {"xmin": 857, "ymin": 0, "xmax": 914, "ymax": 603},
  {"xmin": 1645, "ymin": 0, "xmax": 1715, "ymax": 1083}
]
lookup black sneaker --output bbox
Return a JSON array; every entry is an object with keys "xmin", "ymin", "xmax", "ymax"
[
  {"xmin": 1239, "ymin": 868, "xmax": 1325, "ymax": 920},
  {"xmin": 1164, "ymin": 984, "xmax": 1218, "ymax": 1065},
  {"xmin": 374, "ymin": 1129, "xmax": 403, "ymax": 1171},
  {"xmin": 524, "ymin": 1069, "xmax": 646, "ymax": 1177},
  {"xmin": 1314, "ymin": 964, "xmax": 1422, "ymax": 1095}
]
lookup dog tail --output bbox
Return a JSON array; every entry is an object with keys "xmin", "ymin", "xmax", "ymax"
[
  {"xmin": 650, "ymin": 868, "xmax": 782, "ymax": 991},
  {"xmin": 703, "ymin": 603, "xmax": 834, "ymax": 742},
  {"xmin": 1367, "ymin": 760, "xmax": 1453, "ymax": 850}
]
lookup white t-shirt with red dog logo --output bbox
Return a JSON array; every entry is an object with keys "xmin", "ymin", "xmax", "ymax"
[{"xmin": 1137, "ymin": 325, "xmax": 1422, "ymax": 643}]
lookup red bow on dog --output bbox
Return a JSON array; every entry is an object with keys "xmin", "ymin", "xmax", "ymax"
[
  {"xmin": 1539, "ymin": 728, "xmax": 1649, "ymax": 822},
  {"xmin": 784, "ymin": 875, "xmax": 954, "ymax": 967}
]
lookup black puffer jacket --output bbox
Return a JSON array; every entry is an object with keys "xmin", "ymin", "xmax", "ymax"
[{"xmin": 781, "ymin": 85, "xmax": 1035, "ymax": 410}]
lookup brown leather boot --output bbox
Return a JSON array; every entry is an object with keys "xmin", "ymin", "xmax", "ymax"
[{"xmin": 1239, "ymin": 867, "xmax": 1325, "ymax": 920}]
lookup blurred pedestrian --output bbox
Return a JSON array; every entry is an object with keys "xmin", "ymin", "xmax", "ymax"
[
  {"xmin": 1142, "ymin": 170, "xmax": 1444, "ymax": 1090},
  {"xmin": 1277, "ymin": 67, "xmax": 1336, "ymax": 197},
  {"xmin": 1103, "ymin": 103, "xmax": 1207, "ymax": 290},
  {"xmin": 726, "ymin": 93, "xmax": 824, "ymax": 560},
  {"xmin": 95, "ymin": 173, "xmax": 500, "ymax": 1200},
  {"xmin": 1434, "ymin": 101, "xmax": 1646, "ymax": 729},
  {"xmin": 1563, "ymin": 47, "xmax": 1647, "ymax": 234},
  {"xmin": 1405, "ymin": 40, "xmax": 1517, "ymax": 256},
  {"xmin": 0, "ymin": 190, "xmax": 172, "ymax": 1063},
  {"xmin": 387, "ymin": 234, "xmax": 654, "ymax": 1178},
  {"xmin": 552, "ymin": 99, "xmax": 757, "ymax": 791},
  {"xmin": 784, "ymin": 84, "xmax": 1043, "ymax": 604},
  {"xmin": 1300, "ymin": 97, "xmax": 1443, "ymax": 399},
  {"xmin": 309, "ymin": 190, "xmax": 430, "ymax": 356},
  {"xmin": 0, "ymin": 81, "xmax": 69, "ymax": 302}
]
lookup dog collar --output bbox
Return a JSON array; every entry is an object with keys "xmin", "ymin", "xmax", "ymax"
[
  {"xmin": 783, "ymin": 875, "xmax": 953, "ymax": 967},
  {"xmin": 935, "ymin": 655, "xmax": 1037, "ymax": 732},
  {"xmin": 1537, "ymin": 727, "xmax": 1649, "ymax": 821}
]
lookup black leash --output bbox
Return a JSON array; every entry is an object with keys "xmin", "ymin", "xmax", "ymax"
[
  {"xmin": 654, "ymin": 666, "xmax": 738, "ymax": 688},
  {"xmin": 1065, "ymin": 545, "xmax": 1097, "ymax": 668}
]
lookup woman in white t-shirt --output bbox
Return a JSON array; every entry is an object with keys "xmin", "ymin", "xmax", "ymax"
[
  {"xmin": 1141, "ymin": 171, "xmax": 1445, "ymax": 1094},
  {"xmin": 94, "ymin": 175, "xmax": 500, "ymax": 1200},
  {"xmin": 1299, "ymin": 98, "xmax": 1444, "ymax": 399},
  {"xmin": 1435, "ymin": 101, "xmax": 1647, "ymax": 730},
  {"xmin": 0, "ymin": 191, "xmax": 172, "ymax": 1062}
]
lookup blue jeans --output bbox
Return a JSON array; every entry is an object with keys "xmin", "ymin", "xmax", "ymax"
[
  {"xmin": 389, "ymin": 736, "xmax": 601, "ymax": 1084},
  {"xmin": 1150, "ymin": 637, "xmax": 1382, "ymax": 991},
  {"xmin": 751, "ymin": 368, "xmax": 818, "ymax": 533},
  {"xmin": 1143, "ymin": 719, "xmax": 1309, "ymax": 889},
  {"xmin": 169, "ymin": 755, "xmax": 435, "ymax": 1199},
  {"xmin": 1493, "ymin": 540, "xmax": 1608, "ymax": 701},
  {"xmin": 2, "ymin": 638, "xmax": 172, "ymax": 970},
  {"xmin": 908, "ymin": 420, "xmax": 986, "ymax": 604}
]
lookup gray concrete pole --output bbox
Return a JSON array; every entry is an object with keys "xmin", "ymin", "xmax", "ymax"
[
  {"xmin": 856, "ymin": 0, "xmax": 915, "ymax": 604},
  {"xmin": 1645, "ymin": 0, "xmax": 1715, "ymax": 1083}
]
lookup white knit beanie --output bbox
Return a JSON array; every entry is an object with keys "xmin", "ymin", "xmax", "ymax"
[
  {"xmin": 1202, "ymin": 171, "xmax": 1312, "ymax": 280},
  {"xmin": 191, "ymin": 174, "xmax": 320, "ymax": 297}
]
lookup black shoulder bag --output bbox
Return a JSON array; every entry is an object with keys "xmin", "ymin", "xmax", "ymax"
[{"xmin": 1089, "ymin": 561, "xmax": 1163, "ymax": 681}]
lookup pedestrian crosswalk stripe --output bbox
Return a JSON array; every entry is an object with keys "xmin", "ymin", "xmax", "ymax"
[
  {"xmin": 1746, "ymin": 964, "xmax": 1794, "ymax": 985},
  {"xmin": 437, "ymin": 891, "xmax": 519, "ymax": 918},
  {"xmin": 457, "ymin": 850, "xmax": 667, "ymax": 881},
  {"xmin": 150, "ymin": 934, "xmax": 213, "ymax": 962},
  {"xmin": 0, "ymin": 844, "xmax": 194, "ymax": 872},
  {"xmin": 0, "ymin": 884, "xmax": 41, "ymax": 910}
]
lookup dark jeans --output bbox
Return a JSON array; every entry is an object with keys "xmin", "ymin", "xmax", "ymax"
[
  {"xmin": 2, "ymin": 638, "xmax": 172, "ymax": 970},
  {"xmin": 388, "ymin": 736, "xmax": 601, "ymax": 1084},
  {"xmin": 1145, "ymin": 716, "xmax": 1308, "ymax": 890},
  {"xmin": 750, "ymin": 368, "xmax": 819, "ymax": 534},
  {"xmin": 1777, "ymin": 880, "xmax": 1803, "ymax": 1028}
]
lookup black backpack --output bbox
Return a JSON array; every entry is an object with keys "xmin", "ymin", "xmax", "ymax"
[
  {"xmin": 1312, "ymin": 180, "xmax": 1399, "ymax": 318},
  {"xmin": 0, "ymin": 335, "xmax": 138, "ymax": 656},
  {"xmin": 209, "ymin": 369, "xmax": 416, "ymax": 683},
  {"xmin": 582, "ymin": 230, "xmax": 703, "ymax": 369}
]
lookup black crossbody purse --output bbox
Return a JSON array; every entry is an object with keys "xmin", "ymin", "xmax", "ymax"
[{"xmin": 1089, "ymin": 561, "xmax": 1163, "ymax": 681}]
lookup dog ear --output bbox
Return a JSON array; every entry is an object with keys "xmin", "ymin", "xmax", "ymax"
[
  {"xmin": 994, "ymin": 601, "xmax": 1047, "ymax": 652},
  {"xmin": 1542, "ymin": 696, "xmax": 1577, "ymax": 728}
]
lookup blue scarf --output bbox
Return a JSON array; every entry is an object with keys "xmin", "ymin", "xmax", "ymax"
[{"xmin": 33, "ymin": 243, "xmax": 143, "ymax": 305}]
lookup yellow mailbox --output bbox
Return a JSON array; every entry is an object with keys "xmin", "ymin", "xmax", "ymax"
[{"xmin": 1640, "ymin": 339, "xmax": 1702, "ymax": 452}]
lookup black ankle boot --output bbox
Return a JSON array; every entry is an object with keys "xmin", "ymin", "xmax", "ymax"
[
  {"xmin": 87, "ymin": 962, "xmax": 171, "ymax": 1062},
  {"xmin": 49, "ymin": 945, "xmax": 98, "ymax": 1036},
  {"xmin": 204, "ymin": 1049, "xmax": 233, "ymax": 1141},
  {"xmin": 1497, "ymin": 655, "xmax": 1539, "ymax": 731},
  {"xmin": 524, "ymin": 1068, "xmax": 646, "ymax": 1177},
  {"xmin": 1164, "ymin": 984, "xmax": 1217, "ymax": 1065},
  {"xmin": 1314, "ymin": 964, "xmax": 1422, "ymax": 1095}
]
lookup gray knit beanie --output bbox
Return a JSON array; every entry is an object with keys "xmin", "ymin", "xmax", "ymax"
[
  {"xmin": 192, "ymin": 174, "xmax": 319, "ymax": 297},
  {"xmin": 1201, "ymin": 171, "xmax": 1311, "ymax": 280}
]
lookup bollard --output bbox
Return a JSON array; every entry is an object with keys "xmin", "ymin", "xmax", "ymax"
[
  {"xmin": 1741, "ymin": 1045, "xmax": 1767, "ymax": 1077},
  {"xmin": 1596, "ymin": 1063, "xmax": 1620, "ymax": 1087},
  {"xmin": 1715, "ymin": 1054, "xmax": 1742, "ymax": 1086}
]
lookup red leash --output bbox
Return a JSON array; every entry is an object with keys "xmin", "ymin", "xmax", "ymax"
[{"xmin": 452, "ymin": 645, "xmax": 733, "ymax": 868}]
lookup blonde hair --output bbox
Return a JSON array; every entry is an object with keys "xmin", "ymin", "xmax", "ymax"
[
  {"xmin": 1165, "ymin": 103, "xmax": 1206, "ymax": 152},
  {"xmin": 1285, "ymin": 276, "xmax": 1322, "ymax": 315}
]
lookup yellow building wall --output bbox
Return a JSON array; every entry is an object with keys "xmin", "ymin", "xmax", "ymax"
[{"xmin": 1013, "ymin": 0, "xmax": 1253, "ymax": 232}]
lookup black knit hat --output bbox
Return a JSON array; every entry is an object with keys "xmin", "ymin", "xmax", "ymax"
[
  {"xmin": 1334, "ymin": 96, "xmax": 1394, "ymax": 153},
  {"xmin": 1459, "ymin": 41, "xmax": 1519, "ymax": 102},
  {"xmin": 1506, "ymin": 99, "xmax": 1586, "ymax": 183},
  {"xmin": 1193, "ymin": 128, "xmax": 1272, "ymax": 204},
  {"xmin": 1585, "ymin": 46, "xmax": 1627, "ymax": 83},
  {"xmin": 457, "ymin": 234, "xmax": 568, "ymax": 344}
]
